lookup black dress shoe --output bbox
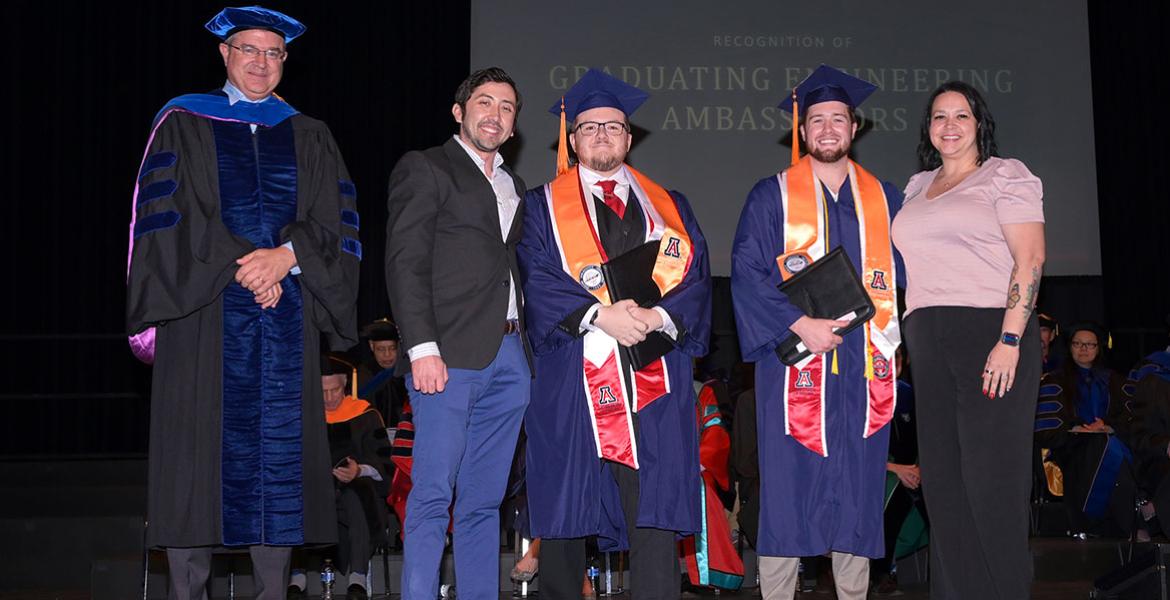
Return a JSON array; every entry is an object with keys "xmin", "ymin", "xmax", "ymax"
[
  {"xmin": 346, "ymin": 582, "xmax": 369, "ymax": 600},
  {"xmin": 286, "ymin": 585, "xmax": 306, "ymax": 600}
]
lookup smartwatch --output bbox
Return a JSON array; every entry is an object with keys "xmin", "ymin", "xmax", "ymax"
[{"xmin": 1000, "ymin": 332, "xmax": 1021, "ymax": 347}]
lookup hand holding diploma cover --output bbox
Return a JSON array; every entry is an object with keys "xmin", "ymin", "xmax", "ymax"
[
  {"xmin": 601, "ymin": 240, "xmax": 676, "ymax": 371},
  {"xmin": 776, "ymin": 246, "xmax": 876, "ymax": 365}
]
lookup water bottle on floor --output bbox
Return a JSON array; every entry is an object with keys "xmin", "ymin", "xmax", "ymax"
[{"xmin": 321, "ymin": 559, "xmax": 335, "ymax": 599}]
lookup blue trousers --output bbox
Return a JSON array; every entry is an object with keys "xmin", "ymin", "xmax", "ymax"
[{"xmin": 401, "ymin": 334, "xmax": 530, "ymax": 600}]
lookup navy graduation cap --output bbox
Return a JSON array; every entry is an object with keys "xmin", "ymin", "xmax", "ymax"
[
  {"xmin": 781, "ymin": 65, "xmax": 878, "ymax": 165},
  {"xmin": 205, "ymin": 6, "xmax": 306, "ymax": 43},
  {"xmin": 778, "ymin": 64, "xmax": 878, "ymax": 113},
  {"xmin": 550, "ymin": 69, "xmax": 649, "ymax": 174},
  {"xmin": 549, "ymin": 68, "xmax": 650, "ymax": 121}
]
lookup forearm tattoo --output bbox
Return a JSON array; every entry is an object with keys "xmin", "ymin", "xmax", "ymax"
[
  {"xmin": 1022, "ymin": 265, "xmax": 1042, "ymax": 318},
  {"xmin": 1006, "ymin": 264, "xmax": 1020, "ymax": 308},
  {"xmin": 1005, "ymin": 263, "xmax": 1041, "ymax": 318}
]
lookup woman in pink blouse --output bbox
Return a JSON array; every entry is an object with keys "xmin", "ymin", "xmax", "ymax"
[{"xmin": 891, "ymin": 81, "xmax": 1045, "ymax": 600}]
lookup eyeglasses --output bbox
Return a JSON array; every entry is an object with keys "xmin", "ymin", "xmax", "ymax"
[
  {"xmin": 574, "ymin": 121, "xmax": 629, "ymax": 137},
  {"xmin": 1070, "ymin": 341, "xmax": 1098, "ymax": 349},
  {"xmin": 226, "ymin": 42, "xmax": 287, "ymax": 61}
]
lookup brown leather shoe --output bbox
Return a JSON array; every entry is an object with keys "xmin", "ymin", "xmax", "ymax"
[{"xmin": 873, "ymin": 573, "xmax": 899, "ymax": 595}]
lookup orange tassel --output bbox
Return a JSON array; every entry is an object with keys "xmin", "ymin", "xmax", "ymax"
[
  {"xmin": 556, "ymin": 96, "xmax": 570, "ymax": 176},
  {"xmin": 790, "ymin": 89, "xmax": 800, "ymax": 166}
]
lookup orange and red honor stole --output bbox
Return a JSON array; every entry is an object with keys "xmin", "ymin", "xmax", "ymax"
[
  {"xmin": 774, "ymin": 157, "xmax": 899, "ymax": 457},
  {"xmin": 545, "ymin": 165, "xmax": 693, "ymax": 469}
]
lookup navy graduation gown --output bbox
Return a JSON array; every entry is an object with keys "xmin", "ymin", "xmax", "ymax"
[
  {"xmin": 730, "ymin": 173, "xmax": 904, "ymax": 558},
  {"xmin": 518, "ymin": 181, "xmax": 711, "ymax": 549}
]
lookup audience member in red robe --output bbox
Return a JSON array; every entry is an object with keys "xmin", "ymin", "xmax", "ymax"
[{"xmin": 681, "ymin": 378, "xmax": 745, "ymax": 590}]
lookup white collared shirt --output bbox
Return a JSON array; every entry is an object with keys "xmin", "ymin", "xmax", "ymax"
[
  {"xmin": 223, "ymin": 81, "xmax": 269, "ymax": 134},
  {"xmin": 406, "ymin": 136, "xmax": 521, "ymax": 362},
  {"xmin": 575, "ymin": 164, "xmax": 678, "ymax": 340},
  {"xmin": 578, "ymin": 164, "xmax": 632, "ymax": 207}
]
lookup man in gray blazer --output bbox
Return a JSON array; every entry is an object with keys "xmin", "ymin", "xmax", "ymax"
[{"xmin": 385, "ymin": 66, "xmax": 530, "ymax": 600}]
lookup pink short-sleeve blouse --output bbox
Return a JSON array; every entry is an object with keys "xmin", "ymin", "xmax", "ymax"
[{"xmin": 891, "ymin": 157, "xmax": 1044, "ymax": 316}]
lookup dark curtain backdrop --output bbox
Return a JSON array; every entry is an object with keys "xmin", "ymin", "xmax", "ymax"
[
  {"xmin": 1087, "ymin": 2, "xmax": 1170, "ymax": 333},
  {"xmin": 1, "ymin": 1, "xmax": 1166, "ymax": 455},
  {"xmin": 0, "ymin": 0, "xmax": 472, "ymax": 454}
]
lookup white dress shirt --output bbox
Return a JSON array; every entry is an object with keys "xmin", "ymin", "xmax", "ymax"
[{"xmin": 407, "ymin": 136, "xmax": 521, "ymax": 362}]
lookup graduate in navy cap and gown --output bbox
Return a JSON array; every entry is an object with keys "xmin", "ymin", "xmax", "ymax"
[
  {"xmin": 730, "ymin": 65, "xmax": 904, "ymax": 600},
  {"xmin": 125, "ymin": 7, "xmax": 359, "ymax": 598},
  {"xmin": 519, "ymin": 68, "xmax": 712, "ymax": 599}
]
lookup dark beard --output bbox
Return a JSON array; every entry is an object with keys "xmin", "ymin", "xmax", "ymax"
[
  {"xmin": 809, "ymin": 146, "xmax": 849, "ymax": 163},
  {"xmin": 584, "ymin": 153, "xmax": 623, "ymax": 173},
  {"xmin": 463, "ymin": 121, "xmax": 504, "ymax": 154}
]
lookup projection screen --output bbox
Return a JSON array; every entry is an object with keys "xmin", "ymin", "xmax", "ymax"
[{"xmin": 471, "ymin": 0, "xmax": 1099, "ymax": 276}]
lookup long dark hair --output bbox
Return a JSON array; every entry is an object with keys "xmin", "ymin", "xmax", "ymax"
[
  {"xmin": 1064, "ymin": 322, "xmax": 1108, "ymax": 370},
  {"xmin": 916, "ymin": 81, "xmax": 999, "ymax": 171}
]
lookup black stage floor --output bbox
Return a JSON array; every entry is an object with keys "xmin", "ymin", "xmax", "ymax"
[
  {"xmin": 0, "ymin": 581, "xmax": 1106, "ymax": 600},
  {"xmin": 0, "ymin": 459, "xmax": 1152, "ymax": 599}
]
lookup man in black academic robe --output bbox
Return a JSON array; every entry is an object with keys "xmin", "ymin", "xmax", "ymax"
[
  {"xmin": 355, "ymin": 318, "xmax": 408, "ymax": 425},
  {"xmin": 321, "ymin": 354, "xmax": 392, "ymax": 600},
  {"xmin": 1125, "ymin": 324, "xmax": 1170, "ymax": 530},
  {"xmin": 124, "ymin": 7, "xmax": 358, "ymax": 599}
]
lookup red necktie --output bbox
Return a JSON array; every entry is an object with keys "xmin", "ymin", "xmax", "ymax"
[{"xmin": 598, "ymin": 180, "xmax": 625, "ymax": 219}]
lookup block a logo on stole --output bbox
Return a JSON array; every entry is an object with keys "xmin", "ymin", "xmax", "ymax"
[
  {"xmin": 662, "ymin": 236, "xmax": 682, "ymax": 259},
  {"xmin": 795, "ymin": 370, "xmax": 815, "ymax": 388},
  {"xmin": 868, "ymin": 269, "xmax": 889, "ymax": 291},
  {"xmin": 597, "ymin": 385, "xmax": 619, "ymax": 405},
  {"xmin": 872, "ymin": 352, "xmax": 891, "ymax": 380}
]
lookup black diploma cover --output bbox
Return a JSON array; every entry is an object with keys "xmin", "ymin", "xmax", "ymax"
[
  {"xmin": 600, "ymin": 240, "xmax": 676, "ymax": 371},
  {"xmin": 775, "ymin": 246, "xmax": 875, "ymax": 365}
]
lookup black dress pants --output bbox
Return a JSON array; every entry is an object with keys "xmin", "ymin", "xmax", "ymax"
[
  {"xmin": 337, "ymin": 486, "xmax": 372, "ymax": 576},
  {"xmin": 541, "ymin": 461, "xmax": 680, "ymax": 600},
  {"xmin": 871, "ymin": 484, "xmax": 929, "ymax": 579},
  {"xmin": 904, "ymin": 307, "xmax": 1039, "ymax": 600}
]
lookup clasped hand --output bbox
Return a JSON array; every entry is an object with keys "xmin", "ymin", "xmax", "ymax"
[
  {"xmin": 235, "ymin": 247, "xmax": 297, "ymax": 309},
  {"xmin": 1074, "ymin": 418, "xmax": 1112, "ymax": 434},
  {"xmin": 594, "ymin": 299, "xmax": 663, "ymax": 347}
]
